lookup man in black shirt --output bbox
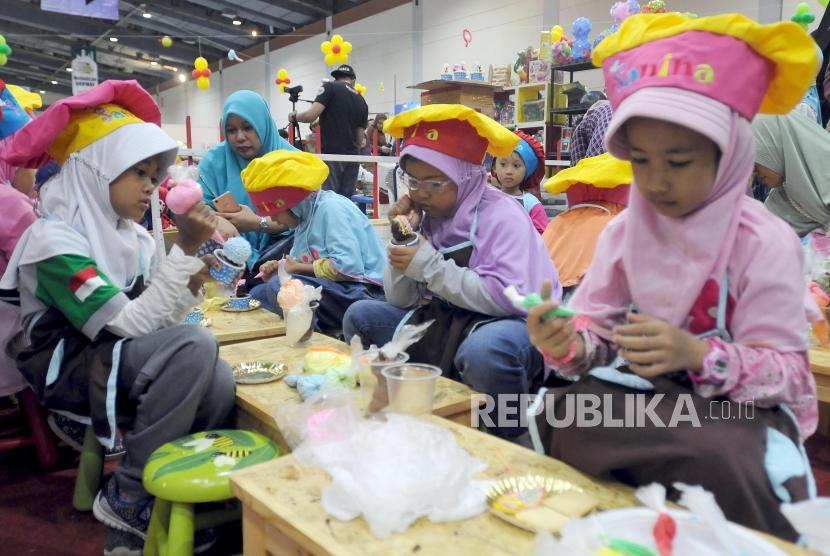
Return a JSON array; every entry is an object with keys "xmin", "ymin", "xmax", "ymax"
[{"xmin": 290, "ymin": 64, "xmax": 369, "ymax": 197}]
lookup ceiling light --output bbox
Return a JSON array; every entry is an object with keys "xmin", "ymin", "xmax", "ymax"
[
  {"xmin": 150, "ymin": 60, "xmax": 159, "ymax": 66},
  {"xmin": 66, "ymin": 67, "xmax": 72, "ymax": 72},
  {"xmin": 232, "ymin": 19, "xmax": 242, "ymax": 26},
  {"xmin": 162, "ymin": 64, "xmax": 178, "ymax": 71},
  {"xmin": 142, "ymin": 12, "xmax": 152, "ymax": 18},
  {"xmin": 178, "ymin": 73, "xmax": 186, "ymax": 83},
  {"xmin": 39, "ymin": 90, "xmax": 46, "ymax": 94},
  {"xmin": 50, "ymin": 80, "xmax": 58, "ymax": 84},
  {"xmin": 251, "ymin": 30, "xmax": 258, "ymax": 36},
  {"xmin": 109, "ymin": 37, "xmax": 119, "ymax": 42}
]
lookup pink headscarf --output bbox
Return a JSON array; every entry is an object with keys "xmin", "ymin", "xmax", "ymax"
[{"xmin": 571, "ymin": 87, "xmax": 813, "ymax": 352}]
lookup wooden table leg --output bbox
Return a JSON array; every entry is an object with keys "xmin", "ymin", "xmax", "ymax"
[{"xmin": 241, "ymin": 506, "xmax": 267, "ymax": 556}]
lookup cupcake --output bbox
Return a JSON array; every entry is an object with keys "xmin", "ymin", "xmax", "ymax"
[{"xmin": 390, "ymin": 214, "xmax": 417, "ymax": 245}]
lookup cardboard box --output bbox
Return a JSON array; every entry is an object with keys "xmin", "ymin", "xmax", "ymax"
[{"xmin": 488, "ymin": 64, "xmax": 512, "ymax": 87}]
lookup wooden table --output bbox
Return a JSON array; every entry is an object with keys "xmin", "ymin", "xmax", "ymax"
[
  {"xmin": 204, "ymin": 303, "xmax": 286, "ymax": 346},
  {"xmin": 220, "ymin": 334, "xmax": 485, "ymax": 452},
  {"xmin": 230, "ymin": 415, "xmax": 813, "ymax": 556},
  {"xmin": 808, "ymin": 348, "xmax": 830, "ymax": 435}
]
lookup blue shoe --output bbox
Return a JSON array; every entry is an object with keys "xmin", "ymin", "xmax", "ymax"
[
  {"xmin": 48, "ymin": 412, "xmax": 126, "ymax": 459},
  {"xmin": 93, "ymin": 477, "xmax": 153, "ymax": 540}
]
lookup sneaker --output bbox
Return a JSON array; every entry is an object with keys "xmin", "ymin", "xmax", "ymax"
[
  {"xmin": 93, "ymin": 477, "xmax": 153, "ymax": 540},
  {"xmin": 47, "ymin": 412, "xmax": 126, "ymax": 459},
  {"xmin": 94, "ymin": 477, "xmax": 218, "ymax": 553},
  {"xmin": 103, "ymin": 527, "xmax": 143, "ymax": 556}
]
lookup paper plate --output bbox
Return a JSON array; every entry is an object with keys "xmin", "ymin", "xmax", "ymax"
[
  {"xmin": 567, "ymin": 508, "xmax": 787, "ymax": 556},
  {"xmin": 486, "ymin": 475, "xmax": 599, "ymax": 533},
  {"xmin": 232, "ymin": 361, "xmax": 287, "ymax": 384},
  {"xmin": 220, "ymin": 299, "xmax": 262, "ymax": 312}
]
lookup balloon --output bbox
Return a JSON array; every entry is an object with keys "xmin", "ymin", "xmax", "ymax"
[
  {"xmin": 0, "ymin": 54, "xmax": 6, "ymax": 66},
  {"xmin": 571, "ymin": 17, "xmax": 592, "ymax": 60},
  {"xmin": 462, "ymin": 28, "xmax": 472, "ymax": 47},
  {"xmin": 161, "ymin": 36, "xmax": 173, "ymax": 48},
  {"xmin": 227, "ymin": 49, "xmax": 239, "ymax": 62},
  {"xmin": 355, "ymin": 83, "xmax": 366, "ymax": 95},
  {"xmin": 378, "ymin": 82, "xmax": 385, "ymax": 92},
  {"xmin": 191, "ymin": 69, "xmax": 199, "ymax": 78},
  {"xmin": 194, "ymin": 57, "xmax": 208, "ymax": 71},
  {"xmin": 819, "ymin": 0, "xmax": 829, "ymax": 7},
  {"xmin": 275, "ymin": 68, "xmax": 291, "ymax": 93},
  {"xmin": 321, "ymin": 34, "xmax": 351, "ymax": 65},
  {"xmin": 196, "ymin": 76, "xmax": 210, "ymax": 90},
  {"xmin": 550, "ymin": 25, "xmax": 564, "ymax": 43}
]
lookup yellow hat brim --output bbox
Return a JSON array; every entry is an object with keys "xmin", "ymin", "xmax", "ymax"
[
  {"xmin": 242, "ymin": 150, "xmax": 329, "ymax": 193},
  {"xmin": 593, "ymin": 13, "xmax": 819, "ymax": 115},
  {"xmin": 384, "ymin": 104, "xmax": 519, "ymax": 158},
  {"xmin": 544, "ymin": 153, "xmax": 632, "ymax": 195}
]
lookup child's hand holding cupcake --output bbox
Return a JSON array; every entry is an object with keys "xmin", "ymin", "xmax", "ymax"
[{"xmin": 175, "ymin": 202, "xmax": 218, "ymax": 255}]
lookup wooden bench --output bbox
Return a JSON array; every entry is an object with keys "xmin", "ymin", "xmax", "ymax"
[{"xmin": 220, "ymin": 334, "xmax": 485, "ymax": 452}]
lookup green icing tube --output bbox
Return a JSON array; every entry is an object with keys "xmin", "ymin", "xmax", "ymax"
[
  {"xmin": 522, "ymin": 293, "xmax": 578, "ymax": 319},
  {"xmin": 607, "ymin": 539, "xmax": 658, "ymax": 556}
]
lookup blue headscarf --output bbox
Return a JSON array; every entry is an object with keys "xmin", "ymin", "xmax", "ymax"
[
  {"xmin": 198, "ymin": 90, "xmax": 297, "ymax": 267},
  {"xmin": 514, "ymin": 138, "xmax": 539, "ymax": 180},
  {"xmin": 289, "ymin": 190, "xmax": 386, "ymax": 285}
]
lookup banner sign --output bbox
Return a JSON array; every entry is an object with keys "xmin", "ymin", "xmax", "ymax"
[
  {"xmin": 41, "ymin": 0, "xmax": 119, "ymax": 21},
  {"xmin": 71, "ymin": 46, "xmax": 98, "ymax": 95}
]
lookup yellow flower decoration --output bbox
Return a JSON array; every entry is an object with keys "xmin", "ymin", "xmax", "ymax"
[
  {"xmin": 355, "ymin": 83, "xmax": 367, "ymax": 95},
  {"xmin": 320, "ymin": 34, "xmax": 352, "ymax": 66}
]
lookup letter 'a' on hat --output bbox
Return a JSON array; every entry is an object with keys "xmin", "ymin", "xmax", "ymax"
[
  {"xmin": 383, "ymin": 104, "xmax": 519, "ymax": 164},
  {"xmin": 593, "ymin": 13, "xmax": 819, "ymax": 119},
  {"xmin": 330, "ymin": 64, "xmax": 356, "ymax": 79},
  {"xmin": 241, "ymin": 150, "xmax": 330, "ymax": 216}
]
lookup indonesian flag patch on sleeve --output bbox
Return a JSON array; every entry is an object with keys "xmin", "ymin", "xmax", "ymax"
[{"xmin": 69, "ymin": 266, "xmax": 108, "ymax": 303}]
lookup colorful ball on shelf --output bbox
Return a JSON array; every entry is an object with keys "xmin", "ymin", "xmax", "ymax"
[
  {"xmin": 571, "ymin": 17, "xmax": 592, "ymax": 60},
  {"xmin": 161, "ymin": 35, "xmax": 173, "ymax": 48},
  {"xmin": 552, "ymin": 39, "xmax": 572, "ymax": 65},
  {"xmin": 550, "ymin": 24, "xmax": 565, "ymax": 43},
  {"xmin": 641, "ymin": 0, "xmax": 667, "ymax": 14}
]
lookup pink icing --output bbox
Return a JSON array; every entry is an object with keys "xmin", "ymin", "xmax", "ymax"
[
  {"xmin": 277, "ymin": 278, "xmax": 305, "ymax": 310},
  {"xmin": 166, "ymin": 179, "xmax": 203, "ymax": 214}
]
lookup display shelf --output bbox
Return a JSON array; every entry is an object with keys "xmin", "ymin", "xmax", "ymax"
[
  {"xmin": 550, "ymin": 60, "xmax": 596, "ymax": 73},
  {"xmin": 516, "ymin": 121, "xmax": 546, "ymax": 129},
  {"xmin": 551, "ymin": 106, "xmax": 589, "ymax": 115}
]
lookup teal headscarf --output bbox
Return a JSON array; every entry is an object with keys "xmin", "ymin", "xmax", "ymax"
[
  {"xmin": 198, "ymin": 90, "xmax": 297, "ymax": 268},
  {"xmin": 289, "ymin": 190, "xmax": 386, "ymax": 285}
]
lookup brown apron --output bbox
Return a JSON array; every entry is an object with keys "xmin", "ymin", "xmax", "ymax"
[
  {"xmin": 401, "ymin": 242, "xmax": 498, "ymax": 378},
  {"xmin": 534, "ymin": 276, "xmax": 814, "ymax": 541}
]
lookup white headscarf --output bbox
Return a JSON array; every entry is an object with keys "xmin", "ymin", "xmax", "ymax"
[
  {"xmin": 0, "ymin": 123, "xmax": 177, "ymax": 290},
  {"xmin": 753, "ymin": 111, "xmax": 830, "ymax": 236}
]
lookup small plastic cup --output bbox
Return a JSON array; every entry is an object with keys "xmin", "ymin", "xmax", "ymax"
[
  {"xmin": 284, "ymin": 301, "xmax": 319, "ymax": 346},
  {"xmin": 358, "ymin": 349, "xmax": 409, "ymax": 413},
  {"xmin": 382, "ymin": 363, "xmax": 441, "ymax": 416}
]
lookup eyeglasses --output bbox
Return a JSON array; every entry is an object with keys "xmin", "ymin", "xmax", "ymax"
[{"xmin": 396, "ymin": 168, "xmax": 452, "ymax": 193}]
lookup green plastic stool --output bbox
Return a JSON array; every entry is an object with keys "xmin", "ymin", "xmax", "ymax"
[
  {"xmin": 73, "ymin": 424, "xmax": 104, "ymax": 511},
  {"xmin": 142, "ymin": 430, "xmax": 279, "ymax": 556}
]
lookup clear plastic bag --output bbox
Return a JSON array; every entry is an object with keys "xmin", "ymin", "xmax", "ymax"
[
  {"xmin": 292, "ymin": 412, "xmax": 489, "ymax": 538},
  {"xmin": 780, "ymin": 498, "xmax": 830, "ymax": 555}
]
